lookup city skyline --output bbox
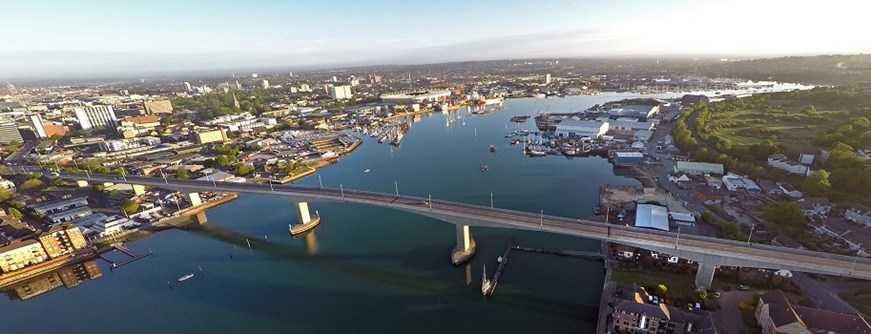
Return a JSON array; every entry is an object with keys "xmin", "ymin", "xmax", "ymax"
[{"xmin": 1, "ymin": 0, "xmax": 870, "ymax": 78}]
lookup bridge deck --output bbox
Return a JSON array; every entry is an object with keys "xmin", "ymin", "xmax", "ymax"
[{"xmin": 57, "ymin": 171, "xmax": 871, "ymax": 280}]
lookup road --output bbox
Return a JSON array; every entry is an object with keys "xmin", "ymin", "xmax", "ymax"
[
  {"xmin": 50, "ymin": 170, "xmax": 871, "ymax": 280},
  {"xmin": 790, "ymin": 272, "xmax": 860, "ymax": 314},
  {"xmin": 4, "ymin": 141, "xmax": 37, "ymax": 163}
]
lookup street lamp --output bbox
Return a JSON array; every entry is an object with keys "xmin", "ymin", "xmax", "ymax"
[
  {"xmin": 747, "ymin": 224, "xmax": 755, "ymax": 243},
  {"xmin": 318, "ymin": 175, "xmax": 323, "ymax": 189},
  {"xmin": 340, "ymin": 184, "xmax": 344, "ymax": 199},
  {"xmin": 160, "ymin": 169, "xmax": 168, "ymax": 184},
  {"xmin": 850, "ymin": 248, "xmax": 863, "ymax": 274},
  {"xmin": 428, "ymin": 194, "xmax": 432, "ymax": 211},
  {"xmin": 675, "ymin": 226, "xmax": 682, "ymax": 249},
  {"xmin": 540, "ymin": 210, "xmax": 544, "ymax": 228},
  {"xmin": 394, "ymin": 181, "xmax": 399, "ymax": 196},
  {"xmin": 490, "ymin": 192, "xmax": 494, "ymax": 208}
]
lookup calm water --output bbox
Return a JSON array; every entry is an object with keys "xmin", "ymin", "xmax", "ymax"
[{"xmin": 0, "ymin": 89, "xmax": 802, "ymax": 333}]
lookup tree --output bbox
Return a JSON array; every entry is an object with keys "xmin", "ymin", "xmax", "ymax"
[
  {"xmin": 763, "ymin": 201, "xmax": 805, "ymax": 229},
  {"xmin": 215, "ymin": 155, "xmax": 232, "ymax": 167},
  {"xmin": 0, "ymin": 188, "xmax": 14, "ymax": 202},
  {"xmin": 20, "ymin": 179, "xmax": 43, "ymax": 191},
  {"xmin": 235, "ymin": 164, "xmax": 254, "ymax": 176},
  {"xmin": 120, "ymin": 198, "xmax": 139, "ymax": 214},
  {"xmin": 800, "ymin": 170, "xmax": 831, "ymax": 196},
  {"xmin": 7, "ymin": 207, "xmax": 21, "ymax": 219},
  {"xmin": 803, "ymin": 105, "xmax": 821, "ymax": 118},
  {"xmin": 719, "ymin": 221, "xmax": 740, "ymax": 240},
  {"xmin": 176, "ymin": 166, "xmax": 190, "ymax": 179}
]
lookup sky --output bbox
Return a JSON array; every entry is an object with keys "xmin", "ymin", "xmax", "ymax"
[{"xmin": 1, "ymin": 0, "xmax": 870, "ymax": 79}]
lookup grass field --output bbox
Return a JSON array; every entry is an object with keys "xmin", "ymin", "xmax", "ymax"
[
  {"xmin": 703, "ymin": 103, "xmax": 847, "ymax": 154},
  {"xmin": 608, "ymin": 266, "xmax": 724, "ymax": 302}
]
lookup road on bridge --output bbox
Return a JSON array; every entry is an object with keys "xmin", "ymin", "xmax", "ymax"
[{"xmin": 49, "ymin": 170, "xmax": 871, "ymax": 281}]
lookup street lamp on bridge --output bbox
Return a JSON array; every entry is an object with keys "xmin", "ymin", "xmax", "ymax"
[
  {"xmin": 674, "ymin": 226, "xmax": 682, "ymax": 249},
  {"xmin": 747, "ymin": 224, "xmax": 755, "ymax": 243}
]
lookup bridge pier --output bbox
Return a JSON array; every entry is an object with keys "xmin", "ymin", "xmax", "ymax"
[
  {"xmin": 195, "ymin": 212, "xmax": 208, "ymax": 225},
  {"xmin": 451, "ymin": 225, "xmax": 476, "ymax": 265},
  {"xmin": 132, "ymin": 184, "xmax": 146, "ymax": 196},
  {"xmin": 186, "ymin": 192, "xmax": 202, "ymax": 207},
  {"xmin": 290, "ymin": 201, "xmax": 321, "ymax": 236},
  {"xmin": 695, "ymin": 263, "xmax": 717, "ymax": 289}
]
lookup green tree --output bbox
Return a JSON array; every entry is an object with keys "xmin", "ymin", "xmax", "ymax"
[
  {"xmin": 235, "ymin": 164, "xmax": 254, "ymax": 176},
  {"xmin": 120, "ymin": 198, "xmax": 139, "ymax": 214},
  {"xmin": 20, "ymin": 179, "xmax": 43, "ymax": 191},
  {"xmin": 7, "ymin": 207, "xmax": 22, "ymax": 219},
  {"xmin": 215, "ymin": 155, "xmax": 232, "ymax": 167},
  {"xmin": 800, "ymin": 170, "xmax": 831, "ymax": 196},
  {"xmin": 719, "ymin": 221, "xmax": 740, "ymax": 240},
  {"xmin": 803, "ymin": 105, "xmax": 821, "ymax": 118},
  {"xmin": 0, "ymin": 188, "xmax": 14, "ymax": 202},
  {"xmin": 176, "ymin": 166, "xmax": 190, "ymax": 179},
  {"xmin": 763, "ymin": 201, "xmax": 805, "ymax": 229}
]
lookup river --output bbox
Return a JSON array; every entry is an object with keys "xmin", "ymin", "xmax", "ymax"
[{"xmin": 0, "ymin": 84, "xmax": 809, "ymax": 333}]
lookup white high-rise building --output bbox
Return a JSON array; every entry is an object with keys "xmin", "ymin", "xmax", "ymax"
[
  {"xmin": 330, "ymin": 85, "xmax": 352, "ymax": 100},
  {"xmin": 545, "ymin": 73, "xmax": 552, "ymax": 84},
  {"xmin": 261, "ymin": 80, "xmax": 270, "ymax": 89},
  {"xmin": 29, "ymin": 114, "xmax": 47, "ymax": 138},
  {"xmin": 183, "ymin": 82, "xmax": 192, "ymax": 92},
  {"xmin": 74, "ymin": 105, "xmax": 117, "ymax": 130}
]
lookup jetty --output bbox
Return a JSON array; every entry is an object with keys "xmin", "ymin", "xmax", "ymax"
[
  {"xmin": 102, "ymin": 244, "xmax": 153, "ymax": 269},
  {"xmin": 482, "ymin": 239, "xmax": 604, "ymax": 297},
  {"xmin": 482, "ymin": 238, "xmax": 516, "ymax": 296}
]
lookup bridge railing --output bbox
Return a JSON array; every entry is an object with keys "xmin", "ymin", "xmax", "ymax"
[{"xmin": 59, "ymin": 171, "xmax": 871, "ymax": 267}]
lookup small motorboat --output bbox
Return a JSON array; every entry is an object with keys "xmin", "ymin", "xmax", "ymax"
[
  {"xmin": 363, "ymin": 169, "xmax": 371, "ymax": 173},
  {"xmin": 178, "ymin": 273, "xmax": 195, "ymax": 282}
]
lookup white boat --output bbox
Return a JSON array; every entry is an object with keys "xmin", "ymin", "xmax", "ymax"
[
  {"xmin": 497, "ymin": 256, "xmax": 503, "ymax": 263},
  {"xmin": 363, "ymin": 169, "xmax": 371, "ymax": 173},
  {"xmin": 178, "ymin": 273, "xmax": 195, "ymax": 282}
]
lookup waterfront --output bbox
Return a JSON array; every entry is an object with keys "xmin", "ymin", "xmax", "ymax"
[{"xmin": 0, "ymin": 89, "xmax": 799, "ymax": 333}]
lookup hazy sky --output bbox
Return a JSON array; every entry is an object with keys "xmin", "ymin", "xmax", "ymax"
[{"xmin": 1, "ymin": 0, "xmax": 869, "ymax": 78}]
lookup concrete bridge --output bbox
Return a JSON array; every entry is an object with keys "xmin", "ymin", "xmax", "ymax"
[{"xmin": 63, "ymin": 171, "xmax": 871, "ymax": 288}]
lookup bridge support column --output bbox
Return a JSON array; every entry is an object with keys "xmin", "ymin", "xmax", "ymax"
[
  {"xmin": 451, "ymin": 225, "xmax": 476, "ymax": 265},
  {"xmin": 132, "ymin": 184, "xmax": 146, "ymax": 196},
  {"xmin": 695, "ymin": 263, "xmax": 717, "ymax": 289},
  {"xmin": 290, "ymin": 201, "xmax": 321, "ymax": 236},
  {"xmin": 186, "ymin": 192, "xmax": 202, "ymax": 207},
  {"xmin": 195, "ymin": 212, "xmax": 208, "ymax": 225}
]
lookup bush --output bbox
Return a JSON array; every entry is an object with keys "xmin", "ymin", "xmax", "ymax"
[
  {"xmin": 7, "ymin": 207, "xmax": 21, "ymax": 219},
  {"xmin": 120, "ymin": 198, "xmax": 139, "ymax": 214},
  {"xmin": 20, "ymin": 179, "xmax": 43, "ymax": 191}
]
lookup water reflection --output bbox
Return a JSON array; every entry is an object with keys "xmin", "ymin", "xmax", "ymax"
[{"xmin": 2, "ymin": 260, "xmax": 102, "ymax": 301}]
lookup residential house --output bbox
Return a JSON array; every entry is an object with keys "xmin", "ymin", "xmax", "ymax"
[
  {"xmin": 845, "ymin": 204, "xmax": 871, "ymax": 227},
  {"xmin": 704, "ymin": 175, "xmax": 722, "ymax": 189},
  {"xmin": 755, "ymin": 290, "xmax": 871, "ymax": 334},
  {"xmin": 776, "ymin": 182, "xmax": 803, "ymax": 199},
  {"xmin": 722, "ymin": 172, "xmax": 761, "ymax": 193},
  {"xmin": 767, "ymin": 154, "xmax": 812, "ymax": 176},
  {"xmin": 796, "ymin": 197, "xmax": 832, "ymax": 217},
  {"xmin": 612, "ymin": 284, "xmax": 719, "ymax": 334},
  {"xmin": 0, "ymin": 239, "xmax": 48, "ymax": 273},
  {"xmin": 37, "ymin": 223, "xmax": 87, "ymax": 258},
  {"xmin": 798, "ymin": 152, "xmax": 815, "ymax": 165}
]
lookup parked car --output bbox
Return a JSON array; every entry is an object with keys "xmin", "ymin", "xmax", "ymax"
[{"xmin": 737, "ymin": 285, "xmax": 750, "ymax": 291}]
